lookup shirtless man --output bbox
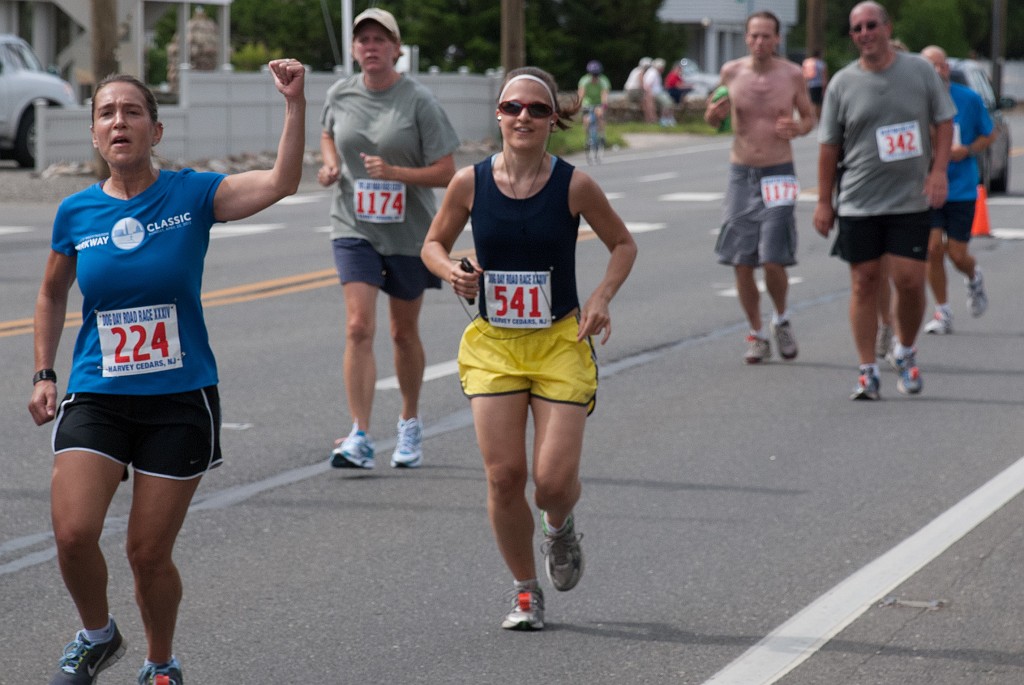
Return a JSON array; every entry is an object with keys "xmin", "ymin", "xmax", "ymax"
[{"xmin": 705, "ymin": 10, "xmax": 815, "ymax": 363}]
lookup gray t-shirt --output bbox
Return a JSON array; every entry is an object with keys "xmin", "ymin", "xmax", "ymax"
[
  {"xmin": 321, "ymin": 74, "xmax": 460, "ymax": 255},
  {"xmin": 819, "ymin": 52, "xmax": 956, "ymax": 216}
]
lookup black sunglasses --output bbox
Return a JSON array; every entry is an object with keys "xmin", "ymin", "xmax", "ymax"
[
  {"xmin": 850, "ymin": 20, "xmax": 880, "ymax": 34},
  {"xmin": 498, "ymin": 100, "xmax": 554, "ymax": 118}
]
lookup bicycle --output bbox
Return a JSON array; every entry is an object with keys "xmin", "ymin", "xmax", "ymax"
[{"xmin": 583, "ymin": 105, "xmax": 604, "ymax": 165}]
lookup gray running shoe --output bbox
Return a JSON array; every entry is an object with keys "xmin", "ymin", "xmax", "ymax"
[
  {"xmin": 391, "ymin": 416, "xmax": 423, "ymax": 468},
  {"xmin": 330, "ymin": 430, "xmax": 375, "ymax": 469},
  {"xmin": 876, "ymin": 323, "xmax": 894, "ymax": 358},
  {"xmin": 894, "ymin": 349, "xmax": 923, "ymax": 395},
  {"xmin": 850, "ymin": 370, "xmax": 881, "ymax": 401},
  {"xmin": 743, "ymin": 335, "xmax": 770, "ymax": 364},
  {"xmin": 923, "ymin": 311, "xmax": 952, "ymax": 335},
  {"xmin": 541, "ymin": 513, "xmax": 584, "ymax": 592},
  {"xmin": 771, "ymin": 320, "xmax": 798, "ymax": 360},
  {"xmin": 501, "ymin": 586, "xmax": 544, "ymax": 630},
  {"xmin": 50, "ymin": 623, "xmax": 126, "ymax": 684},
  {"xmin": 137, "ymin": 656, "xmax": 182, "ymax": 685},
  {"xmin": 967, "ymin": 269, "xmax": 988, "ymax": 318}
]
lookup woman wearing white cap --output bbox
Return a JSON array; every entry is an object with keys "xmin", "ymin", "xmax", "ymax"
[
  {"xmin": 422, "ymin": 67, "xmax": 636, "ymax": 630},
  {"xmin": 319, "ymin": 8, "xmax": 460, "ymax": 471}
]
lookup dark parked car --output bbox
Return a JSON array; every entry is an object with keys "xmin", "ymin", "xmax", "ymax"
[{"xmin": 948, "ymin": 58, "xmax": 1014, "ymax": 194}]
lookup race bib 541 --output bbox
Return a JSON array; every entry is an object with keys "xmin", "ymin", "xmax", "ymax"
[{"xmin": 485, "ymin": 270, "xmax": 552, "ymax": 329}]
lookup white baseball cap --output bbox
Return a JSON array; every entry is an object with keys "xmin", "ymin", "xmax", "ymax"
[{"xmin": 354, "ymin": 8, "xmax": 401, "ymax": 43}]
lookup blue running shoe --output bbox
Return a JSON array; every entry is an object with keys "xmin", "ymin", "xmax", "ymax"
[
  {"xmin": 895, "ymin": 349, "xmax": 923, "ymax": 395},
  {"xmin": 851, "ymin": 370, "xmax": 881, "ymax": 401},
  {"xmin": 50, "ymin": 621, "xmax": 126, "ymax": 684},
  {"xmin": 330, "ymin": 429, "xmax": 375, "ymax": 469},
  {"xmin": 137, "ymin": 656, "xmax": 183, "ymax": 685}
]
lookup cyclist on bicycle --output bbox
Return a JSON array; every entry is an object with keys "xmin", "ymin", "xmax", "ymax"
[{"xmin": 578, "ymin": 60, "xmax": 611, "ymax": 145}]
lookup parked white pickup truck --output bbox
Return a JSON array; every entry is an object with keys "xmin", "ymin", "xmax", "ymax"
[{"xmin": 0, "ymin": 34, "xmax": 76, "ymax": 167}]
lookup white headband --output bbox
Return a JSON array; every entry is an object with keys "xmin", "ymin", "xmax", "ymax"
[{"xmin": 498, "ymin": 74, "xmax": 558, "ymax": 110}]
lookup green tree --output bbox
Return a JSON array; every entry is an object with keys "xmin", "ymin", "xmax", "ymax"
[{"xmin": 893, "ymin": 0, "xmax": 967, "ymax": 54}]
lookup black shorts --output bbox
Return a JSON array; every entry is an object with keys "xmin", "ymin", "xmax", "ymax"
[
  {"xmin": 832, "ymin": 212, "xmax": 931, "ymax": 264},
  {"xmin": 930, "ymin": 200, "xmax": 975, "ymax": 243},
  {"xmin": 53, "ymin": 387, "xmax": 222, "ymax": 480}
]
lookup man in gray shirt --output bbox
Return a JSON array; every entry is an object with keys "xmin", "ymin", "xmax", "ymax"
[{"xmin": 813, "ymin": 1, "xmax": 954, "ymax": 400}]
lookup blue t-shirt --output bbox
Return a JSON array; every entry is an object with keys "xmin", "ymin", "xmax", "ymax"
[
  {"xmin": 52, "ymin": 169, "xmax": 225, "ymax": 394},
  {"xmin": 947, "ymin": 81, "xmax": 994, "ymax": 202}
]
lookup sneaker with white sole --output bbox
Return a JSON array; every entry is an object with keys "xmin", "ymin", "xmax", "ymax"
[
  {"xmin": 501, "ymin": 585, "xmax": 544, "ymax": 630},
  {"xmin": 771, "ymin": 320, "xmax": 798, "ymax": 360},
  {"xmin": 894, "ymin": 349, "xmax": 923, "ymax": 395},
  {"xmin": 541, "ymin": 513, "xmax": 584, "ymax": 592},
  {"xmin": 923, "ymin": 310, "xmax": 952, "ymax": 335},
  {"xmin": 850, "ymin": 369, "xmax": 881, "ymax": 401},
  {"xmin": 330, "ymin": 429, "xmax": 375, "ymax": 469},
  {"xmin": 967, "ymin": 270, "xmax": 988, "ymax": 318},
  {"xmin": 50, "ymin": 621, "xmax": 126, "ymax": 684},
  {"xmin": 137, "ymin": 656, "xmax": 183, "ymax": 685},
  {"xmin": 876, "ymin": 323, "xmax": 894, "ymax": 359},
  {"xmin": 391, "ymin": 416, "xmax": 423, "ymax": 468},
  {"xmin": 743, "ymin": 335, "xmax": 770, "ymax": 364}
]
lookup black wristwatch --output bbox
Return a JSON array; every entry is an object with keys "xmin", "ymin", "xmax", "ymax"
[{"xmin": 33, "ymin": 369, "xmax": 57, "ymax": 385}]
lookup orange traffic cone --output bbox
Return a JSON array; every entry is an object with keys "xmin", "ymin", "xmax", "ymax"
[{"xmin": 971, "ymin": 184, "xmax": 991, "ymax": 238}]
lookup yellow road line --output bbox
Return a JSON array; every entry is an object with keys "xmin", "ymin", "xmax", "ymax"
[{"xmin": 1, "ymin": 247, "xmax": 489, "ymax": 339}]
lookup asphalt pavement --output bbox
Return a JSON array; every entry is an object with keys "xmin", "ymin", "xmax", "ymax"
[{"xmin": 2, "ymin": 126, "xmax": 1024, "ymax": 684}]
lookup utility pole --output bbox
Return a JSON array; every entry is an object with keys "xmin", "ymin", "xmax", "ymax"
[
  {"xmin": 806, "ymin": 0, "xmax": 826, "ymax": 58},
  {"xmin": 991, "ymin": 0, "xmax": 1006, "ymax": 100},
  {"xmin": 501, "ymin": 0, "xmax": 525, "ymax": 73},
  {"xmin": 91, "ymin": 0, "xmax": 118, "ymax": 178}
]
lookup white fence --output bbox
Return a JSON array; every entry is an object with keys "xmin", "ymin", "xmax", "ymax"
[{"xmin": 35, "ymin": 68, "xmax": 503, "ymax": 171}]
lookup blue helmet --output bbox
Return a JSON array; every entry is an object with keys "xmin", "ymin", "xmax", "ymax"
[{"xmin": 586, "ymin": 60, "xmax": 602, "ymax": 75}]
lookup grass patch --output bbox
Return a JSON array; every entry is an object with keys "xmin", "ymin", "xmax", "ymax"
[{"xmin": 548, "ymin": 116, "xmax": 719, "ymax": 157}]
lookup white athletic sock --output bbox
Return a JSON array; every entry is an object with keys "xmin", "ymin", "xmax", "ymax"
[
  {"xmin": 937, "ymin": 303, "xmax": 952, "ymax": 318},
  {"xmin": 82, "ymin": 616, "xmax": 114, "ymax": 644},
  {"xmin": 859, "ymin": 363, "xmax": 880, "ymax": 377},
  {"xmin": 750, "ymin": 328, "xmax": 766, "ymax": 340},
  {"xmin": 513, "ymin": 578, "xmax": 539, "ymax": 591},
  {"xmin": 772, "ymin": 311, "xmax": 789, "ymax": 325},
  {"xmin": 894, "ymin": 343, "xmax": 914, "ymax": 359}
]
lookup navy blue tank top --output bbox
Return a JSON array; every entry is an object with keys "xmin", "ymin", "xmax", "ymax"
[{"xmin": 471, "ymin": 155, "xmax": 581, "ymax": 320}]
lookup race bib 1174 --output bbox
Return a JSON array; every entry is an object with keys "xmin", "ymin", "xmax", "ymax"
[{"xmin": 354, "ymin": 179, "xmax": 406, "ymax": 223}]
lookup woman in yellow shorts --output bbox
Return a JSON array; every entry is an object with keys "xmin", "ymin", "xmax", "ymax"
[{"xmin": 422, "ymin": 66, "xmax": 636, "ymax": 631}]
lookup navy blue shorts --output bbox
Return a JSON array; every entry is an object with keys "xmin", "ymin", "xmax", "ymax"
[
  {"xmin": 53, "ymin": 387, "xmax": 222, "ymax": 480},
  {"xmin": 332, "ymin": 237, "xmax": 441, "ymax": 301},
  {"xmin": 930, "ymin": 201, "xmax": 975, "ymax": 243},
  {"xmin": 832, "ymin": 212, "xmax": 931, "ymax": 264}
]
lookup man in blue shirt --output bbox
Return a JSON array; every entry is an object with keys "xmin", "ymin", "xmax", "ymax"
[{"xmin": 920, "ymin": 45, "xmax": 994, "ymax": 334}]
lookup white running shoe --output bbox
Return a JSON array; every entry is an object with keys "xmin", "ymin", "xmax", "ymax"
[
  {"xmin": 330, "ymin": 430, "xmax": 375, "ymax": 469},
  {"xmin": 967, "ymin": 269, "xmax": 988, "ymax": 318},
  {"xmin": 501, "ymin": 585, "xmax": 544, "ymax": 631},
  {"xmin": 391, "ymin": 417, "xmax": 423, "ymax": 468},
  {"xmin": 923, "ymin": 310, "xmax": 952, "ymax": 335}
]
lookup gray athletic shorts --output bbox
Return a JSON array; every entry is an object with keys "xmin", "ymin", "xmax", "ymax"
[{"xmin": 715, "ymin": 162, "xmax": 798, "ymax": 268}]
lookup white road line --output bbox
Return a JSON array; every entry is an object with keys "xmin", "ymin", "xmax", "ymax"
[
  {"xmin": 210, "ymin": 223, "xmax": 286, "ymax": 239},
  {"xmin": 660, "ymin": 191, "xmax": 724, "ymax": 202},
  {"xmin": 704, "ymin": 454, "xmax": 1024, "ymax": 685},
  {"xmin": 376, "ymin": 359, "xmax": 459, "ymax": 390},
  {"xmin": 0, "ymin": 226, "xmax": 33, "ymax": 235},
  {"xmin": 717, "ymin": 277, "xmax": 805, "ymax": 297},
  {"xmin": 990, "ymin": 228, "xmax": 1024, "ymax": 239},
  {"xmin": 277, "ymin": 192, "xmax": 330, "ymax": 205},
  {"xmin": 638, "ymin": 172, "xmax": 679, "ymax": 183}
]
